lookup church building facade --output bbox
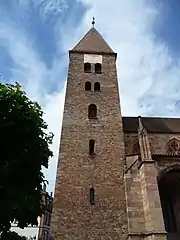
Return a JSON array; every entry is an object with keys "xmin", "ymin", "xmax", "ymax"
[{"xmin": 51, "ymin": 27, "xmax": 180, "ymax": 240}]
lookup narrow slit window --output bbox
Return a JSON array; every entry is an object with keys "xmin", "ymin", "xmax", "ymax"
[
  {"xmin": 84, "ymin": 62, "xmax": 91, "ymax": 73},
  {"xmin": 89, "ymin": 188, "xmax": 95, "ymax": 205},
  {"xmin": 85, "ymin": 82, "xmax": 91, "ymax": 91},
  {"xmin": 94, "ymin": 82, "xmax": 100, "ymax": 92},
  {"xmin": 89, "ymin": 139, "xmax": 95, "ymax": 155},
  {"xmin": 95, "ymin": 63, "xmax": 102, "ymax": 74},
  {"xmin": 88, "ymin": 104, "xmax": 97, "ymax": 119}
]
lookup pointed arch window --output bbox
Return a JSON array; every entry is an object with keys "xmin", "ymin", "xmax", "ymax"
[
  {"xmin": 89, "ymin": 187, "xmax": 95, "ymax": 205},
  {"xmin": 167, "ymin": 138, "xmax": 180, "ymax": 155},
  {"xmin": 94, "ymin": 82, "xmax": 100, "ymax": 92},
  {"xmin": 89, "ymin": 139, "xmax": 95, "ymax": 155},
  {"xmin": 84, "ymin": 62, "xmax": 91, "ymax": 73},
  {"xmin": 85, "ymin": 82, "xmax": 91, "ymax": 91},
  {"xmin": 95, "ymin": 63, "xmax": 102, "ymax": 74},
  {"xmin": 88, "ymin": 104, "xmax": 97, "ymax": 119}
]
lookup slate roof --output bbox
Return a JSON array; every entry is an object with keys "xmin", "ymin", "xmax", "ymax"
[
  {"xmin": 122, "ymin": 116, "xmax": 180, "ymax": 133},
  {"xmin": 71, "ymin": 27, "xmax": 115, "ymax": 54}
]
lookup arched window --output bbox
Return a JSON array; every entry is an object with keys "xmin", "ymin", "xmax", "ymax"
[
  {"xmin": 89, "ymin": 187, "xmax": 95, "ymax": 205},
  {"xmin": 166, "ymin": 138, "xmax": 180, "ymax": 155},
  {"xmin": 95, "ymin": 63, "xmax": 102, "ymax": 74},
  {"xmin": 94, "ymin": 82, "xmax": 100, "ymax": 92},
  {"xmin": 89, "ymin": 139, "xmax": 95, "ymax": 155},
  {"xmin": 85, "ymin": 82, "xmax": 91, "ymax": 91},
  {"xmin": 84, "ymin": 62, "xmax": 91, "ymax": 73},
  {"xmin": 88, "ymin": 104, "xmax": 97, "ymax": 119}
]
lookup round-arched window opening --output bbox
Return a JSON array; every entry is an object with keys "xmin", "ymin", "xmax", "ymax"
[
  {"xmin": 94, "ymin": 82, "xmax": 100, "ymax": 92},
  {"xmin": 88, "ymin": 104, "xmax": 97, "ymax": 119},
  {"xmin": 95, "ymin": 63, "xmax": 102, "ymax": 74},
  {"xmin": 85, "ymin": 82, "xmax": 91, "ymax": 91},
  {"xmin": 84, "ymin": 62, "xmax": 91, "ymax": 73}
]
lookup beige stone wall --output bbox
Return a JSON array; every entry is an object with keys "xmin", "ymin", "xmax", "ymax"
[
  {"xmin": 139, "ymin": 163, "xmax": 165, "ymax": 232},
  {"xmin": 128, "ymin": 234, "xmax": 167, "ymax": 240},
  {"xmin": 125, "ymin": 160, "xmax": 167, "ymax": 240},
  {"xmin": 124, "ymin": 133, "xmax": 138, "ymax": 155},
  {"xmin": 124, "ymin": 132, "xmax": 180, "ymax": 240},
  {"xmin": 51, "ymin": 52, "xmax": 128, "ymax": 239},
  {"xmin": 125, "ymin": 157, "xmax": 145, "ymax": 235},
  {"xmin": 125, "ymin": 160, "xmax": 166, "ymax": 235},
  {"xmin": 124, "ymin": 133, "xmax": 173, "ymax": 240},
  {"xmin": 124, "ymin": 133, "xmax": 180, "ymax": 156},
  {"xmin": 148, "ymin": 133, "xmax": 180, "ymax": 176},
  {"xmin": 148, "ymin": 133, "xmax": 180, "ymax": 154}
]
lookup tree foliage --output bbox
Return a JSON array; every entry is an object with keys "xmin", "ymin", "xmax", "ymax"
[
  {"xmin": 0, "ymin": 83, "xmax": 53, "ymax": 233},
  {"xmin": 0, "ymin": 231, "xmax": 26, "ymax": 240},
  {"xmin": 0, "ymin": 231, "xmax": 36, "ymax": 240}
]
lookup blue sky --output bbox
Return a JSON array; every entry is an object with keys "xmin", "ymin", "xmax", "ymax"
[
  {"xmin": 1, "ymin": 0, "xmax": 180, "ymax": 195},
  {"xmin": 154, "ymin": 0, "xmax": 180, "ymax": 55}
]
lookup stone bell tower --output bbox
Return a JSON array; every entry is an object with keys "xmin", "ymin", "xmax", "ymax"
[{"xmin": 51, "ymin": 26, "xmax": 128, "ymax": 239}]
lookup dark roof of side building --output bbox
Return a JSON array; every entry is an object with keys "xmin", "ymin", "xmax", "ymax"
[{"xmin": 122, "ymin": 116, "xmax": 180, "ymax": 133}]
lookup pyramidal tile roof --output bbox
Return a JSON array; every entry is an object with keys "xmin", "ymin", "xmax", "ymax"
[{"xmin": 71, "ymin": 28, "xmax": 115, "ymax": 54}]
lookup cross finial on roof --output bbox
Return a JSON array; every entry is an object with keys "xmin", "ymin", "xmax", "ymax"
[{"xmin": 92, "ymin": 17, "xmax": 95, "ymax": 28}]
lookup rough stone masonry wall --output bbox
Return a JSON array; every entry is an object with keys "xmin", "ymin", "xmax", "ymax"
[
  {"xmin": 51, "ymin": 53, "xmax": 128, "ymax": 240},
  {"xmin": 124, "ymin": 133, "xmax": 180, "ymax": 155}
]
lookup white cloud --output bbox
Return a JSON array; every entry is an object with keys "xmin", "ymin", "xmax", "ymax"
[{"xmin": 10, "ymin": 225, "xmax": 38, "ymax": 239}]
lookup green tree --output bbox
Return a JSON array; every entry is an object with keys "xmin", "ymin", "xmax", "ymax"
[
  {"xmin": 0, "ymin": 82, "xmax": 53, "ymax": 236},
  {"xmin": 0, "ymin": 231, "xmax": 36, "ymax": 240},
  {"xmin": 0, "ymin": 231, "xmax": 26, "ymax": 240}
]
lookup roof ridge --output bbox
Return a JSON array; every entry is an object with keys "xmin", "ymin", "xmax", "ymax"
[{"xmin": 122, "ymin": 116, "xmax": 180, "ymax": 120}]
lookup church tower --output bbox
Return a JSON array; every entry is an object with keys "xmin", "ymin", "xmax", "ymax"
[{"xmin": 51, "ymin": 26, "xmax": 128, "ymax": 239}]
